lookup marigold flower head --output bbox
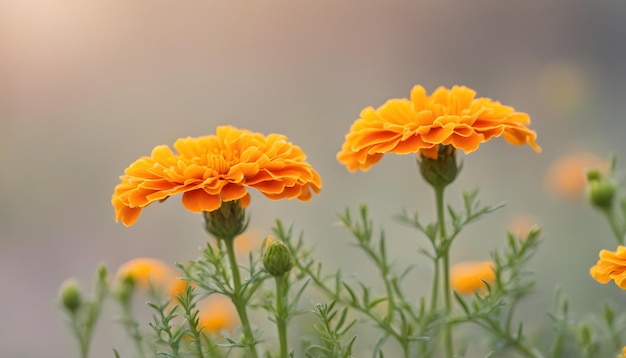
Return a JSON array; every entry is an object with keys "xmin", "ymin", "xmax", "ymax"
[
  {"xmin": 337, "ymin": 85, "xmax": 540, "ymax": 172},
  {"xmin": 618, "ymin": 346, "xmax": 626, "ymax": 358},
  {"xmin": 590, "ymin": 246, "xmax": 626, "ymax": 289},
  {"xmin": 451, "ymin": 261, "xmax": 496, "ymax": 295},
  {"xmin": 115, "ymin": 258, "xmax": 186, "ymax": 299},
  {"xmin": 112, "ymin": 125, "xmax": 322, "ymax": 226},
  {"xmin": 196, "ymin": 294, "xmax": 239, "ymax": 334}
]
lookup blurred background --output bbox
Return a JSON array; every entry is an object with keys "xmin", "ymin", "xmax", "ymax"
[{"xmin": 3, "ymin": 0, "xmax": 626, "ymax": 356}]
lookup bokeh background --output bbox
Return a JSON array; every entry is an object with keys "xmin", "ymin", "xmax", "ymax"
[{"xmin": 3, "ymin": 0, "xmax": 626, "ymax": 357}]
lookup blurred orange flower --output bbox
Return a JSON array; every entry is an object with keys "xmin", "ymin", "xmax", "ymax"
[
  {"xmin": 116, "ymin": 258, "xmax": 188, "ymax": 298},
  {"xmin": 196, "ymin": 294, "xmax": 239, "ymax": 334},
  {"xmin": 590, "ymin": 246, "xmax": 626, "ymax": 289},
  {"xmin": 451, "ymin": 261, "xmax": 496, "ymax": 295},
  {"xmin": 508, "ymin": 213, "xmax": 540, "ymax": 239},
  {"xmin": 112, "ymin": 126, "xmax": 322, "ymax": 226},
  {"xmin": 337, "ymin": 85, "xmax": 540, "ymax": 172},
  {"xmin": 618, "ymin": 346, "xmax": 626, "ymax": 358},
  {"xmin": 545, "ymin": 152, "xmax": 609, "ymax": 199}
]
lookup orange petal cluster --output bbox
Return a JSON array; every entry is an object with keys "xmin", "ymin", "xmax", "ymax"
[
  {"xmin": 116, "ymin": 258, "xmax": 189, "ymax": 299},
  {"xmin": 112, "ymin": 126, "xmax": 322, "ymax": 226},
  {"xmin": 337, "ymin": 85, "xmax": 541, "ymax": 172},
  {"xmin": 450, "ymin": 261, "xmax": 496, "ymax": 295},
  {"xmin": 590, "ymin": 246, "xmax": 626, "ymax": 289}
]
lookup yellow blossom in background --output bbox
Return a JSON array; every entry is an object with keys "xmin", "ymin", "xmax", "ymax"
[
  {"xmin": 116, "ymin": 258, "xmax": 188, "ymax": 298},
  {"xmin": 451, "ymin": 261, "xmax": 496, "ymax": 295},
  {"xmin": 590, "ymin": 246, "xmax": 626, "ymax": 289},
  {"xmin": 112, "ymin": 125, "xmax": 322, "ymax": 226},
  {"xmin": 618, "ymin": 346, "xmax": 626, "ymax": 358},
  {"xmin": 545, "ymin": 152, "xmax": 609, "ymax": 200},
  {"xmin": 196, "ymin": 294, "xmax": 239, "ymax": 334},
  {"xmin": 337, "ymin": 85, "xmax": 540, "ymax": 172}
]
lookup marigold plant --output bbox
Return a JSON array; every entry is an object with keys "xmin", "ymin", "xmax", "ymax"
[
  {"xmin": 112, "ymin": 125, "xmax": 322, "ymax": 226},
  {"xmin": 59, "ymin": 88, "xmax": 626, "ymax": 358}
]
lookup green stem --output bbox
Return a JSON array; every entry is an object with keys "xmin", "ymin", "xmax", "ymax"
[
  {"xmin": 120, "ymin": 302, "xmax": 146, "ymax": 358},
  {"xmin": 476, "ymin": 320, "xmax": 541, "ymax": 358},
  {"xmin": 70, "ymin": 315, "xmax": 89, "ymax": 358},
  {"xmin": 430, "ymin": 256, "xmax": 440, "ymax": 313},
  {"xmin": 434, "ymin": 185, "xmax": 453, "ymax": 358},
  {"xmin": 383, "ymin": 272, "xmax": 395, "ymax": 324},
  {"xmin": 275, "ymin": 275, "xmax": 289, "ymax": 358},
  {"xmin": 224, "ymin": 238, "xmax": 259, "ymax": 358},
  {"xmin": 603, "ymin": 208, "xmax": 625, "ymax": 245}
]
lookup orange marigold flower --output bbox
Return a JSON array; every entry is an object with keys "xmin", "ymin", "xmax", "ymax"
[
  {"xmin": 618, "ymin": 346, "xmax": 626, "ymax": 358},
  {"xmin": 590, "ymin": 246, "xmax": 626, "ymax": 289},
  {"xmin": 337, "ymin": 85, "xmax": 541, "ymax": 171},
  {"xmin": 451, "ymin": 261, "xmax": 496, "ymax": 295},
  {"xmin": 112, "ymin": 125, "xmax": 322, "ymax": 226},
  {"xmin": 116, "ymin": 258, "xmax": 187, "ymax": 298},
  {"xmin": 196, "ymin": 294, "xmax": 239, "ymax": 334}
]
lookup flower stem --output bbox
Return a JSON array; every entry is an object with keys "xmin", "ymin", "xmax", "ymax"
[
  {"xmin": 434, "ymin": 184, "xmax": 453, "ymax": 357},
  {"xmin": 430, "ymin": 244, "xmax": 440, "ymax": 314},
  {"xmin": 603, "ymin": 208, "xmax": 625, "ymax": 245},
  {"xmin": 119, "ymin": 301, "xmax": 146, "ymax": 358},
  {"xmin": 223, "ymin": 238, "xmax": 259, "ymax": 358},
  {"xmin": 275, "ymin": 275, "xmax": 289, "ymax": 358}
]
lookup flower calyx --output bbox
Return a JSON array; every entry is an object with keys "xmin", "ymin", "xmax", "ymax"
[{"xmin": 203, "ymin": 199, "xmax": 250, "ymax": 241}]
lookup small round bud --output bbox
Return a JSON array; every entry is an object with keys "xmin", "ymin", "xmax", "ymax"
[
  {"xmin": 59, "ymin": 279, "xmax": 82, "ymax": 313},
  {"xmin": 263, "ymin": 237, "xmax": 293, "ymax": 276},
  {"xmin": 587, "ymin": 177, "xmax": 616, "ymax": 210}
]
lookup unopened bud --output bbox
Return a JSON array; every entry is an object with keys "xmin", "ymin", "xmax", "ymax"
[
  {"xmin": 587, "ymin": 170, "xmax": 616, "ymax": 210},
  {"xmin": 263, "ymin": 237, "xmax": 293, "ymax": 276},
  {"xmin": 59, "ymin": 279, "xmax": 82, "ymax": 313}
]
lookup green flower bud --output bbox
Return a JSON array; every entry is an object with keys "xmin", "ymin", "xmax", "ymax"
[
  {"xmin": 263, "ymin": 237, "xmax": 293, "ymax": 276},
  {"xmin": 587, "ymin": 172, "xmax": 616, "ymax": 210},
  {"xmin": 203, "ymin": 199, "xmax": 249, "ymax": 241},
  {"xmin": 59, "ymin": 279, "xmax": 82, "ymax": 313},
  {"xmin": 418, "ymin": 145, "xmax": 460, "ymax": 189}
]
